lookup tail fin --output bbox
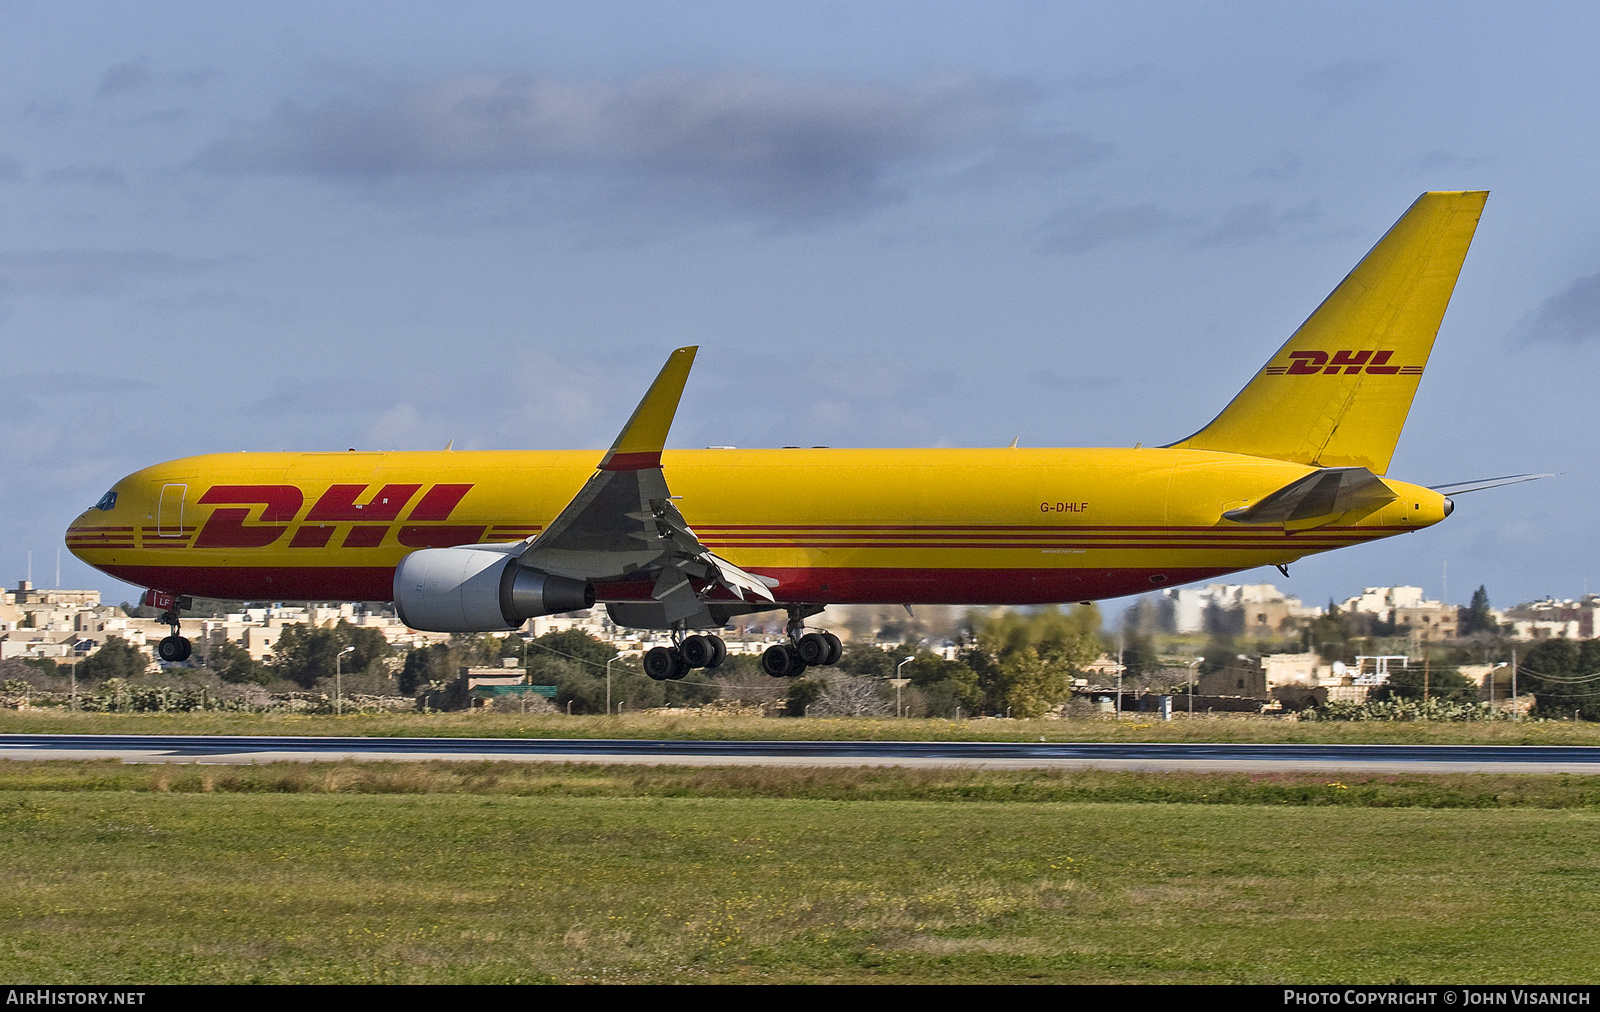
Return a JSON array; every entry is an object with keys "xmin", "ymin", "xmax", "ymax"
[{"xmin": 1166, "ymin": 191, "xmax": 1488, "ymax": 474}]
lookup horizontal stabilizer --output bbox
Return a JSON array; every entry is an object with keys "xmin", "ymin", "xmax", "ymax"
[
  {"xmin": 1426, "ymin": 473, "xmax": 1558, "ymax": 496},
  {"xmin": 1224, "ymin": 466, "xmax": 1396, "ymax": 530}
]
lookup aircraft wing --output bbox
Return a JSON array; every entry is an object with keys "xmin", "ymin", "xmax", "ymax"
[
  {"xmin": 516, "ymin": 346, "xmax": 774, "ymax": 622},
  {"xmin": 1223, "ymin": 466, "xmax": 1397, "ymax": 531}
]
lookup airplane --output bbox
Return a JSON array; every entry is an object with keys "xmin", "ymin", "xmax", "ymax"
[{"xmin": 66, "ymin": 190, "xmax": 1525, "ymax": 681}]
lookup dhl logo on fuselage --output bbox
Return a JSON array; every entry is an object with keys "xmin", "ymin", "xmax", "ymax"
[
  {"xmin": 1262, "ymin": 351, "xmax": 1423, "ymax": 376},
  {"xmin": 180, "ymin": 482, "xmax": 516, "ymax": 550}
]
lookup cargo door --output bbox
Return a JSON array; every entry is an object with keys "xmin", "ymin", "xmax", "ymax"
[{"xmin": 157, "ymin": 483, "xmax": 187, "ymax": 538}]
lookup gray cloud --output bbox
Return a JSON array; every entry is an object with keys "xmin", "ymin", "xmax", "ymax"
[
  {"xmin": 1027, "ymin": 369, "xmax": 1120, "ymax": 392},
  {"xmin": 246, "ymin": 376, "xmax": 398, "ymax": 418},
  {"xmin": 1416, "ymin": 148, "xmax": 1485, "ymax": 175},
  {"xmin": 98, "ymin": 59, "xmax": 153, "ymax": 98},
  {"xmin": 1040, "ymin": 203, "xmax": 1189, "ymax": 253},
  {"xmin": 0, "ymin": 249, "xmax": 213, "ymax": 298},
  {"xmin": 1523, "ymin": 272, "xmax": 1600, "ymax": 343},
  {"xmin": 1250, "ymin": 149, "xmax": 1302, "ymax": 181},
  {"xmin": 41, "ymin": 164, "xmax": 126, "ymax": 187},
  {"xmin": 197, "ymin": 70, "xmax": 1084, "ymax": 224},
  {"xmin": 0, "ymin": 373, "xmax": 155, "ymax": 395},
  {"xmin": 1060, "ymin": 68, "xmax": 1150, "ymax": 92},
  {"xmin": 1298, "ymin": 58, "xmax": 1387, "ymax": 106},
  {"xmin": 1197, "ymin": 199, "xmax": 1318, "ymax": 247},
  {"xmin": 957, "ymin": 131, "xmax": 1112, "ymax": 185}
]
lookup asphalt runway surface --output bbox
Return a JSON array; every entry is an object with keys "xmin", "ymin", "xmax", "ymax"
[{"xmin": 4, "ymin": 734, "xmax": 1600, "ymax": 773}]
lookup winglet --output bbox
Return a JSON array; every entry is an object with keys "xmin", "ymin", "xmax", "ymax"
[{"xmin": 599, "ymin": 347, "xmax": 698, "ymax": 472}]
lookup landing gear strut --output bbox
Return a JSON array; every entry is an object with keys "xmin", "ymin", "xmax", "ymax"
[
  {"xmin": 145, "ymin": 589, "xmax": 193, "ymax": 663},
  {"xmin": 643, "ymin": 630, "xmax": 728, "ymax": 681},
  {"xmin": 760, "ymin": 605, "xmax": 842, "ymax": 679}
]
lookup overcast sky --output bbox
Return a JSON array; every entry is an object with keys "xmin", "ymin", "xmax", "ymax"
[{"xmin": 4, "ymin": 1, "xmax": 1596, "ymax": 618}]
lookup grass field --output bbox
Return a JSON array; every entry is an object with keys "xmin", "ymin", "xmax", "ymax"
[
  {"xmin": 2, "ymin": 761, "xmax": 1599, "ymax": 984},
  {"xmin": 4, "ymin": 707, "xmax": 1600, "ymax": 745}
]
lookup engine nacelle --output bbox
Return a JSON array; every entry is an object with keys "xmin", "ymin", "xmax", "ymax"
[{"xmin": 393, "ymin": 548, "xmax": 595, "ymax": 632}]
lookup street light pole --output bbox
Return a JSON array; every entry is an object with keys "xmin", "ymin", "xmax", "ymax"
[
  {"xmin": 1187, "ymin": 657, "xmax": 1205, "ymax": 715},
  {"xmin": 895, "ymin": 656, "xmax": 912, "ymax": 717},
  {"xmin": 335, "ymin": 646, "xmax": 354, "ymax": 715}
]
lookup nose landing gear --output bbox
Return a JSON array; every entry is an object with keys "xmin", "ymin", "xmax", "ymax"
[{"xmin": 143, "ymin": 589, "xmax": 194, "ymax": 664}]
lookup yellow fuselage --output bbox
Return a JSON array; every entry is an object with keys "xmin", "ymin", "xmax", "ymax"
[{"xmin": 66, "ymin": 447, "xmax": 1449, "ymax": 606}]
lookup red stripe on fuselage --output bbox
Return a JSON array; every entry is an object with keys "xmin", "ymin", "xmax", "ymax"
[{"xmin": 97, "ymin": 562, "xmax": 1247, "ymax": 608}]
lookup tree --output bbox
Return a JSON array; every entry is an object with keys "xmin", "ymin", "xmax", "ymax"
[
  {"xmin": 272, "ymin": 621, "xmax": 392, "ymax": 689},
  {"xmin": 1118, "ymin": 629, "xmax": 1160, "ymax": 682},
  {"xmin": 1375, "ymin": 661, "xmax": 1476, "ymax": 704},
  {"xmin": 77, "ymin": 636, "xmax": 148, "ymax": 681},
  {"xmin": 786, "ymin": 677, "xmax": 826, "ymax": 716},
  {"xmin": 969, "ymin": 605, "xmax": 1101, "ymax": 716},
  {"xmin": 399, "ymin": 643, "xmax": 455, "ymax": 696},
  {"xmin": 526, "ymin": 629, "xmax": 617, "ymax": 670},
  {"xmin": 809, "ymin": 676, "xmax": 893, "ymax": 717},
  {"xmin": 837, "ymin": 643, "xmax": 895, "ymax": 678},
  {"xmin": 1459, "ymin": 586, "xmax": 1496, "ymax": 637},
  {"xmin": 208, "ymin": 641, "xmax": 268, "ymax": 685},
  {"xmin": 1519, "ymin": 638, "xmax": 1600, "ymax": 720}
]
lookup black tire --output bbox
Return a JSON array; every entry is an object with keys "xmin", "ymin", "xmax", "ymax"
[
  {"xmin": 706, "ymin": 635, "xmax": 727, "ymax": 670},
  {"xmin": 762, "ymin": 644, "xmax": 803, "ymax": 678},
  {"xmin": 644, "ymin": 646, "xmax": 680, "ymax": 681},
  {"xmin": 797, "ymin": 632, "xmax": 831, "ymax": 667},
  {"xmin": 680, "ymin": 635, "xmax": 712, "ymax": 668},
  {"xmin": 175, "ymin": 637, "xmax": 192, "ymax": 662},
  {"xmin": 157, "ymin": 636, "xmax": 184, "ymax": 663},
  {"xmin": 821, "ymin": 631, "xmax": 843, "ymax": 667}
]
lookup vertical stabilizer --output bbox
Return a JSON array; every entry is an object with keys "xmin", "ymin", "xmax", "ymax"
[{"xmin": 1167, "ymin": 191, "xmax": 1487, "ymax": 474}]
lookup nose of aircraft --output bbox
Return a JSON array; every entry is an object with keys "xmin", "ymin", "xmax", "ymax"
[{"xmin": 64, "ymin": 482, "xmax": 136, "ymax": 564}]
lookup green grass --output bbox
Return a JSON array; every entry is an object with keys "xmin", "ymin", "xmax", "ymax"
[
  {"xmin": 4, "ymin": 707, "xmax": 1600, "ymax": 745},
  {"xmin": 5, "ymin": 760, "xmax": 1600, "ymax": 809},
  {"xmin": 2, "ymin": 762, "xmax": 1600, "ymax": 983}
]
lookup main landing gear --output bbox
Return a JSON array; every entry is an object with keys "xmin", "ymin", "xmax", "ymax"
[
  {"xmin": 643, "ymin": 632, "xmax": 728, "ymax": 681},
  {"xmin": 760, "ymin": 608, "xmax": 843, "ymax": 679}
]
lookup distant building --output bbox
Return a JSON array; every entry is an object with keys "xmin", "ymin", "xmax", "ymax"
[
  {"xmin": 1160, "ymin": 583, "xmax": 1321, "ymax": 636},
  {"xmin": 1502, "ymin": 596, "xmax": 1600, "ymax": 640},
  {"xmin": 1198, "ymin": 651, "xmax": 1369, "ymax": 707},
  {"xmin": 1339, "ymin": 586, "xmax": 1459, "ymax": 639}
]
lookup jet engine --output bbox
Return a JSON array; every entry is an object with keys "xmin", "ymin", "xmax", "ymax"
[{"xmin": 393, "ymin": 547, "xmax": 594, "ymax": 632}]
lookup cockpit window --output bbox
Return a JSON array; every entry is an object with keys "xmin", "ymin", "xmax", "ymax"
[{"xmin": 94, "ymin": 490, "xmax": 117, "ymax": 511}]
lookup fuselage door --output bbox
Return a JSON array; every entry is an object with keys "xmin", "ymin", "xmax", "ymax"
[{"xmin": 158, "ymin": 483, "xmax": 187, "ymax": 538}]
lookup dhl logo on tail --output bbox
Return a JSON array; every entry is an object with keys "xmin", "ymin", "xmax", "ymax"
[{"xmin": 1264, "ymin": 350, "xmax": 1423, "ymax": 376}]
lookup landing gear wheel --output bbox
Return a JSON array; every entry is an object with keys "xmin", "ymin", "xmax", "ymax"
[
  {"xmin": 797, "ymin": 632, "xmax": 833, "ymax": 667},
  {"xmin": 762, "ymin": 644, "xmax": 806, "ymax": 678},
  {"xmin": 644, "ymin": 646, "xmax": 682, "ymax": 681},
  {"xmin": 706, "ymin": 635, "xmax": 727, "ymax": 670},
  {"xmin": 680, "ymin": 635, "xmax": 714, "ymax": 668},
  {"xmin": 821, "ymin": 631, "xmax": 843, "ymax": 667},
  {"xmin": 158, "ymin": 636, "xmax": 191, "ymax": 663}
]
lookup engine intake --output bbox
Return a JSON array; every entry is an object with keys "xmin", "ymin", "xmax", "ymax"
[{"xmin": 393, "ymin": 547, "xmax": 594, "ymax": 632}]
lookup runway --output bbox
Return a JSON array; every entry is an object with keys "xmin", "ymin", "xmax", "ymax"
[{"xmin": 4, "ymin": 734, "xmax": 1600, "ymax": 773}]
